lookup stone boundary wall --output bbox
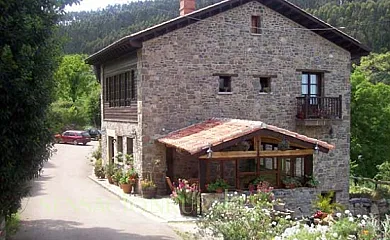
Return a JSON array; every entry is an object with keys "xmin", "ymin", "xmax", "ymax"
[{"xmin": 201, "ymin": 188, "xmax": 318, "ymax": 217}]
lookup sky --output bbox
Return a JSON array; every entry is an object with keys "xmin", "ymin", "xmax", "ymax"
[{"xmin": 66, "ymin": 0, "xmax": 132, "ymax": 12}]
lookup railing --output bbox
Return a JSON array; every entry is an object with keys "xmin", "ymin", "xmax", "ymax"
[{"xmin": 296, "ymin": 95, "xmax": 342, "ymax": 120}]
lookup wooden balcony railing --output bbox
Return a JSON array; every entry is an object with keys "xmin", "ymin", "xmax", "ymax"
[{"xmin": 296, "ymin": 95, "xmax": 342, "ymax": 120}]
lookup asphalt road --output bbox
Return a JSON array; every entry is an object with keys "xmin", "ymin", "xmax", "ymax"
[{"xmin": 12, "ymin": 141, "xmax": 180, "ymax": 240}]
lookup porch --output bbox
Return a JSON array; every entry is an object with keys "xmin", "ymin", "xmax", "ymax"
[{"xmin": 159, "ymin": 118, "xmax": 334, "ymax": 197}]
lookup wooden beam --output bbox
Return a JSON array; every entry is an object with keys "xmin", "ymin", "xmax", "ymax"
[{"xmin": 199, "ymin": 149, "xmax": 314, "ymax": 159}]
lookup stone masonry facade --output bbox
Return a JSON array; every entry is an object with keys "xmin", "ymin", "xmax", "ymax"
[{"xmin": 137, "ymin": 1, "xmax": 351, "ymax": 201}]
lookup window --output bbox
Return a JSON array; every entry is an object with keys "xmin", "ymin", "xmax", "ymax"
[
  {"xmin": 251, "ymin": 16, "xmax": 261, "ymax": 34},
  {"xmin": 259, "ymin": 77, "xmax": 271, "ymax": 93},
  {"xmin": 104, "ymin": 70, "xmax": 137, "ymax": 107},
  {"xmin": 302, "ymin": 73, "xmax": 322, "ymax": 97},
  {"xmin": 219, "ymin": 76, "xmax": 232, "ymax": 93},
  {"xmin": 126, "ymin": 137, "xmax": 133, "ymax": 155}
]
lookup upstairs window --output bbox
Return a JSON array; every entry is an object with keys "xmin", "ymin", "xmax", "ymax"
[
  {"xmin": 251, "ymin": 16, "xmax": 261, "ymax": 34},
  {"xmin": 105, "ymin": 70, "xmax": 137, "ymax": 107},
  {"xmin": 301, "ymin": 73, "xmax": 322, "ymax": 97},
  {"xmin": 259, "ymin": 77, "xmax": 271, "ymax": 93},
  {"xmin": 219, "ymin": 76, "xmax": 232, "ymax": 93}
]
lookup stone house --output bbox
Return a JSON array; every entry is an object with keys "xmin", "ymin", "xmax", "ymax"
[{"xmin": 86, "ymin": 0, "xmax": 369, "ymax": 213}]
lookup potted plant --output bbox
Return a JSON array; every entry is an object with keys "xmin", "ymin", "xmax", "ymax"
[
  {"xmin": 141, "ymin": 159, "xmax": 159, "ymax": 199},
  {"xmin": 112, "ymin": 168, "xmax": 122, "ymax": 186},
  {"xmin": 282, "ymin": 176, "xmax": 302, "ymax": 189},
  {"xmin": 125, "ymin": 153, "xmax": 134, "ymax": 166},
  {"xmin": 140, "ymin": 179, "xmax": 157, "ymax": 198},
  {"xmin": 171, "ymin": 179, "xmax": 199, "ymax": 216},
  {"xmin": 207, "ymin": 178, "xmax": 230, "ymax": 193},
  {"xmin": 115, "ymin": 152, "xmax": 124, "ymax": 163},
  {"xmin": 105, "ymin": 163, "xmax": 115, "ymax": 184},
  {"xmin": 120, "ymin": 168, "xmax": 138, "ymax": 194},
  {"xmin": 94, "ymin": 158, "xmax": 105, "ymax": 179},
  {"xmin": 305, "ymin": 174, "xmax": 319, "ymax": 188}
]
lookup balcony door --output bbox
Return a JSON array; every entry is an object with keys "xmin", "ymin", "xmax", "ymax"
[
  {"xmin": 302, "ymin": 73, "xmax": 322, "ymax": 98},
  {"xmin": 301, "ymin": 73, "xmax": 322, "ymax": 118}
]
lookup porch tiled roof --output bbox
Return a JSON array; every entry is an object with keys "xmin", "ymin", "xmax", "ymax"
[{"xmin": 158, "ymin": 118, "xmax": 334, "ymax": 155}]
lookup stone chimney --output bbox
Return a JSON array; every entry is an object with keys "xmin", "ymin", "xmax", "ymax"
[{"xmin": 180, "ymin": 0, "xmax": 195, "ymax": 16}]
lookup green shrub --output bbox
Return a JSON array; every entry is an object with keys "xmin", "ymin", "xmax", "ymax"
[
  {"xmin": 198, "ymin": 192, "xmax": 292, "ymax": 239},
  {"xmin": 5, "ymin": 213, "xmax": 20, "ymax": 237},
  {"xmin": 94, "ymin": 158, "xmax": 105, "ymax": 178}
]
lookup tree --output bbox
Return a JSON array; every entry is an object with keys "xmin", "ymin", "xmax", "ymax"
[
  {"xmin": 351, "ymin": 53, "xmax": 390, "ymax": 177},
  {"xmin": 50, "ymin": 54, "xmax": 100, "ymax": 132},
  {"xmin": 0, "ymin": 0, "xmax": 78, "ymax": 218},
  {"xmin": 54, "ymin": 54, "xmax": 97, "ymax": 103}
]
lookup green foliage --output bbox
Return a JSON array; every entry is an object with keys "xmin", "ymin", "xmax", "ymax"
[
  {"xmin": 311, "ymin": 0, "xmax": 390, "ymax": 53},
  {"xmin": 305, "ymin": 175, "xmax": 320, "ymax": 187},
  {"xmin": 198, "ymin": 193, "xmax": 293, "ymax": 240},
  {"xmin": 376, "ymin": 161, "xmax": 390, "ymax": 181},
  {"xmin": 5, "ymin": 213, "xmax": 20, "ymax": 237},
  {"xmin": 0, "ymin": 0, "xmax": 78, "ymax": 217},
  {"xmin": 49, "ymin": 54, "xmax": 100, "ymax": 132},
  {"xmin": 59, "ymin": 0, "xmax": 388, "ymax": 56},
  {"xmin": 351, "ymin": 53, "xmax": 390, "ymax": 177},
  {"xmin": 313, "ymin": 191, "xmax": 344, "ymax": 213},
  {"xmin": 105, "ymin": 163, "xmax": 115, "ymax": 177},
  {"xmin": 91, "ymin": 141, "xmax": 102, "ymax": 160},
  {"xmin": 94, "ymin": 158, "xmax": 105, "ymax": 178},
  {"xmin": 112, "ymin": 168, "xmax": 123, "ymax": 183},
  {"xmin": 282, "ymin": 176, "xmax": 303, "ymax": 187},
  {"xmin": 206, "ymin": 178, "xmax": 230, "ymax": 192}
]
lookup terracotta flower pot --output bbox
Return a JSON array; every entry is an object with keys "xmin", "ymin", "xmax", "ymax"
[
  {"xmin": 122, "ymin": 183, "xmax": 132, "ymax": 194},
  {"xmin": 107, "ymin": 176, "xmax": 114, "ymax": 184}
]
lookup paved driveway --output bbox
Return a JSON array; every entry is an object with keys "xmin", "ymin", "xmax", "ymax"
[{"xmin": 12, "ymin": 142, "xmax": 180, "ymax": 240}]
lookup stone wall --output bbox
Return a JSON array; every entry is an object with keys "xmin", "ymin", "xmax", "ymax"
[
  {"xmin": 201, "ymin": 188, "xmax": 318, "ymax": 217},
  {"xmin": 139, "ymin": 0, "xmax": 351, "ymax": 200},
  {"xmin": 101, "ymin": 121, "xmax": 142, "ymax": 174},
  {"xmin": 273, "ymin": 188, "xmax": 319, "ymax": 217}
]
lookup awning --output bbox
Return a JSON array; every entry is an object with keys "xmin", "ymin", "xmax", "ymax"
[{"xmin": 158, "ymin": 118, "xmax": 334, "ymax": 155}]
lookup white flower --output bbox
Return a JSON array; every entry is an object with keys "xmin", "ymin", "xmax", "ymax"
[
  {"xmin": 332, "ymin": 232, "xmax": 338, "ymax": 237},
  {"xmin": 349, "ymin": 217, "xmax": 354, "ymax": 222},
  {"xmin": 361, "ymin": 220, "xmax": 366, "ymax": 225},
  {"xmin": 272, "ymin": 221, "xmax": 277, "ymax": 226},
  {"xmin": 363, "ymin": 215, "xmax": 369, "ymax": 220},
  {"xmin": 286, "ymin": 215, "xmax": 291, "ymax": 220},
  {"xmin": 345, "ymin": 210, "xmax": 351, "ymax": 215},
  {"xmin": 357, "ymin": 214, "xmax": 361, "ymax": 218},
  {"xmin": 234, "ymin": 191, "xmax": 238, "ymax": 195},
  {"xmin": 336, "ymin": 212, "xmax": 342, "ymax": 218}
]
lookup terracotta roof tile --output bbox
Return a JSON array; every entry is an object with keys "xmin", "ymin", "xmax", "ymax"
[{"xmin": 158, "ymin": 118, "xmax": 334, "ymax": 155}]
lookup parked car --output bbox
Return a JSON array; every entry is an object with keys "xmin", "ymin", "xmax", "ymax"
[
  {"xmin": 55, "ymin": 130, "xmax": 91, "ymax": 145},
  {"xmin": 87, "ymin": 128, "xmax": 101, "ymax": 140}
]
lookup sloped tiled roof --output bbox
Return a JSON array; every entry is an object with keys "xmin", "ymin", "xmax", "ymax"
[
  {"xmin": 158, "ymin": 118, "xmax": 334, "ymax": 155},
  {"xmin": 86, "ymin": 0, "xmax": 370, "ymax": 65}
]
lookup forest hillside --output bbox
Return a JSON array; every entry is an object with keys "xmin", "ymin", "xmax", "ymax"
[{"xmin": 59, "ymin": 0, "xmax": 390, "ymax": 54}]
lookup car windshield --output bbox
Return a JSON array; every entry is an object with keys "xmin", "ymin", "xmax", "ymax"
[{"xmin": 82, "ymin": 132, "xmax": 91, "ymax": 137}]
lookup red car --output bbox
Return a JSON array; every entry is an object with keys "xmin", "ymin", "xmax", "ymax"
[{"xmin": 55, "ymin": 130, "xmax": 91, "ymax": 145}]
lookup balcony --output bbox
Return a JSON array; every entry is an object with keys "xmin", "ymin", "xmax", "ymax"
[{"xmin": 296, "ymin": 95, "xmax": 342, "ymax": 126}]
